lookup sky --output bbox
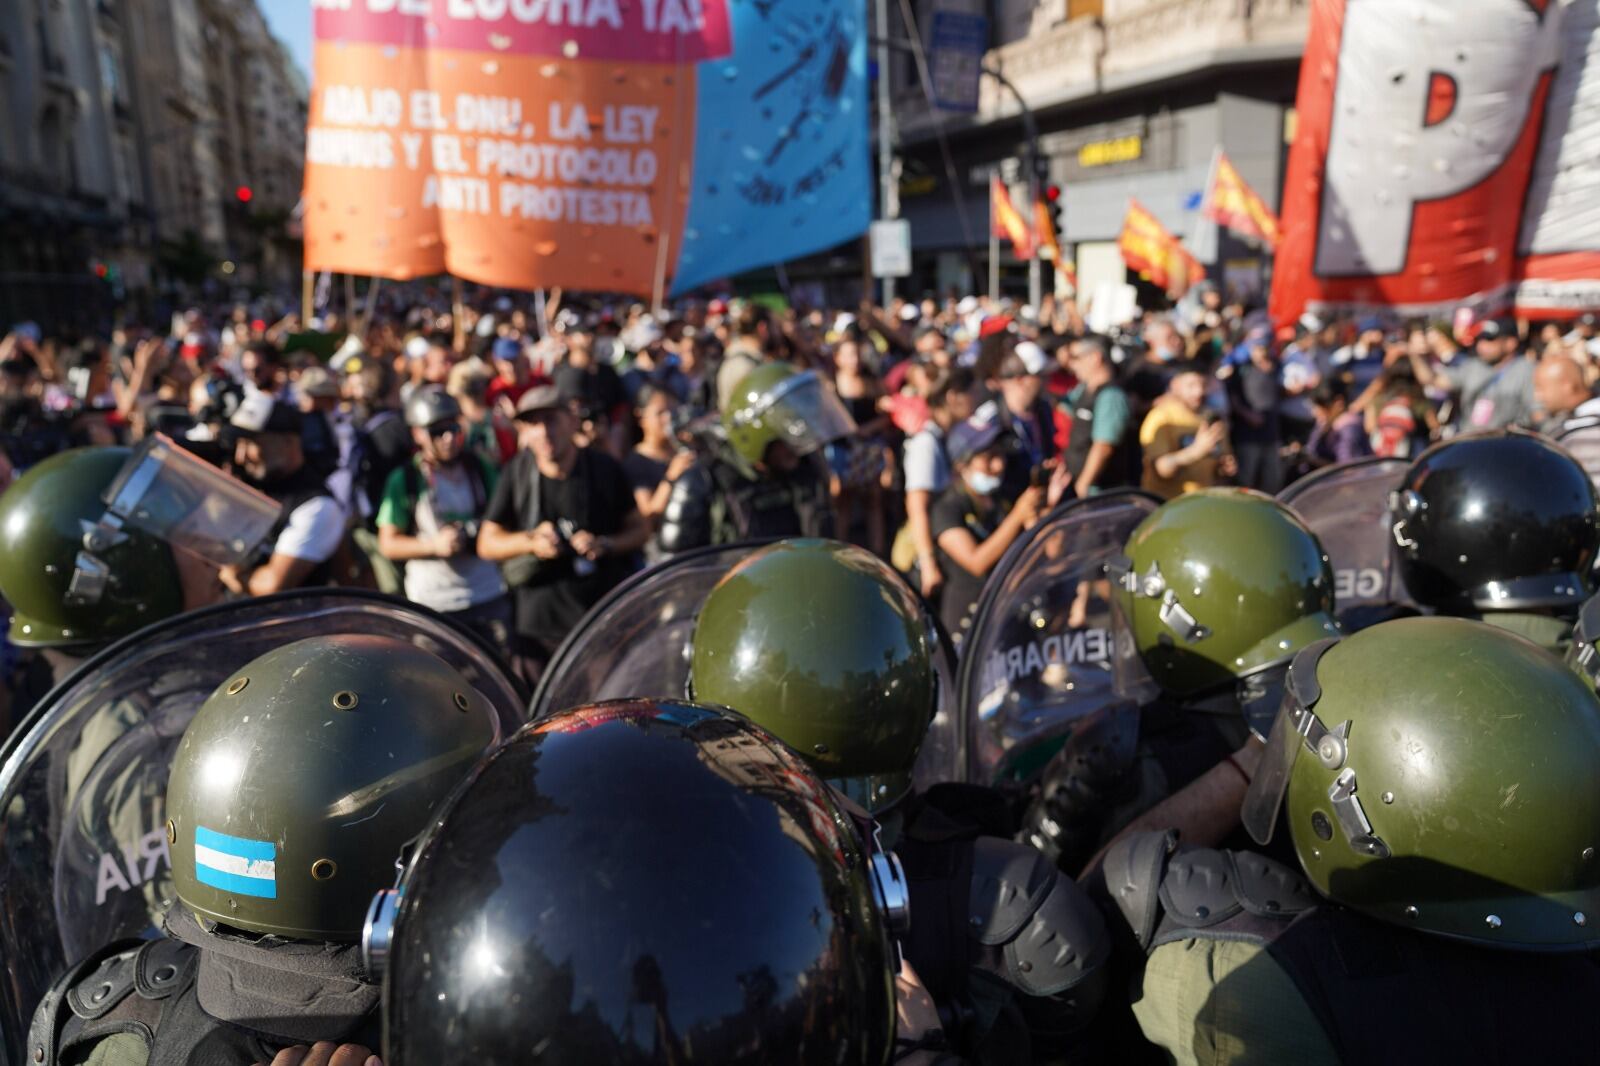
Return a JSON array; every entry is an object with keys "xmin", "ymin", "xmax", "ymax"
[{"xmin": 260, "ymin": 0, "xmax": 313, "ymax": 80}]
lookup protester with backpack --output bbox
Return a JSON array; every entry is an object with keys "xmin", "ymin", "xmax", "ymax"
[{"xmin": 376, "ymin": 387, "xmax": 511, "ymax": 659}]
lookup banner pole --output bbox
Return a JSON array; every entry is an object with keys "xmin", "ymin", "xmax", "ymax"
[
  {"xmin": 989, "ymin": 170, "xmax": 1000, "ymax": 301},
  {"xmin": 359, "ymin": 277, "xmax": 381, "ymax": 337},
  {"xmin": 452, "ymin": 277, "xmax": 466, "ymax": 351},
  {"xmin": 301, "ymin": 270, "xmax": 312, "ymax": 325}
]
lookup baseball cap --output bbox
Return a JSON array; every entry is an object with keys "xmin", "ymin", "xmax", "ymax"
[
  {"xmin": 947, "ymin": 418, "xmax": 1005, "ymax": 464},
  {"xmin": 1356, "ymin": 316, "xmax": 1386, "ymax": 335},
  {"xmin": 514, "ymin": 384, "xmax": 565, "ymax": 419},
  {"xmin": 979, "ymin": 315, "xmax": 1014, "ymax": 339},
  {"xmin": 956, "ymin": 296, "xmax": 980, "ymax": 316},
  {"xmin": 297, "ymin": 366, "xmax": 341, "ymax": 399},
  {"xmin": 227, "ymin": 392, "xmax": 303, "ymax": 437},
  {"xmin": 405, "ymin": 336, "xmax": 431, "ymax": 360},
  {"xmin": 1477, "ymin": 316, "xmax": 1517, "ymax": 341},
  {"xmin": 492, "ymin": 337, "xmax": 523, "ymax": 362},
  {"xmin": 1014, "ymin": 341, "xmax": 1048, "ymax": 376}
]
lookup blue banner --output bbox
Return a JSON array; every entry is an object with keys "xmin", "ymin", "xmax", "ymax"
[{"xmin": 672, "ymin": 0, "xmax": 871, "ymax": 293}]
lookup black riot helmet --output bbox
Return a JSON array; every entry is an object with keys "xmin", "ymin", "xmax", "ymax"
[
  {"xmin": 371, "ymin": 700, "xmax": 902, "ymax": 1066},
  {"xmin": 1390, "ymin": 431, "xmax": 1600, "ymax": 613}
]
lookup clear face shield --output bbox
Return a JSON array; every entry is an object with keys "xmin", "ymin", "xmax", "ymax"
[
  {"xmin": 1240, "ymin": 636, "xmax": 1388, "ymax": 861},
  {"xmin": 739, "ymin": 370, "xmax": 857, "ymax": 456},
  {"xmin": 1103, "ymin": 554, "xmax": 1175, "ymax": 706},
  {"xmin": 95, "ymin": 433, "xmax": 282, "ymax": 577},
  {"xmin": 1568, "ymin": 592, "xmax": 1600, "ymax": 686}
]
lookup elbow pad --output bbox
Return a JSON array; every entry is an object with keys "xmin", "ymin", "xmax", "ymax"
[
  {"xmin": 658, "ymin": 464, "xmax": 713, "ymax": 553},
  {"xmin": 967, "ymin": 838, "xmax": 1111, "ymax": 1036}
]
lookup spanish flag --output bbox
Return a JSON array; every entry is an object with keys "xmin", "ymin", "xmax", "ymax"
[
  {"xmin": 1033, "ymin": 195, "xmax": 1062, "ymax": 264},
  {"xmin": 1201, "ymin": 148, "xmax": 1281, "ymax": 249},
  {"xmin": 991, "ymin": 176, "xmax": 1034, "ymax": 260},
  {"xmin": 1119, "ymin": 199, "xmax": 1204, "ymax": 298}
]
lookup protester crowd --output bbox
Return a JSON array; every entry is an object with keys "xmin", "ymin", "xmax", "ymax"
[
  {"xmin": 1, "ymin": 285, "xmax": 1598, "ymax": 710},
  {"xmin": 7, "ymin": 285, "xmax": 1600, "ymax": 1066}
]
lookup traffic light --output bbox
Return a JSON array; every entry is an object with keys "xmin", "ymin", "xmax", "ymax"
[{"xmin": 235, "ymin": 185, "xmax": 253, "ymax": 204}]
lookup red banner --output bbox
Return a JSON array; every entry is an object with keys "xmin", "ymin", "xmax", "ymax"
[
  {"xmin": 1119, "ymin": 199, "xmax": 1202, "ymax": 298},
  {"xmin": 1271, "ymin": 0, "xmax": 1600, "ymax": 323}
]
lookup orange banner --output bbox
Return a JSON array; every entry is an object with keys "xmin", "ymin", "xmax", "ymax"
[
  {"xmin": 1119, "ymin": 199, "xmax": 1202, "ymax": 298},
  {"xmin": 991, "ymin": 177, "xmax": 1034, "ymax": 260},
  {"xmin": 1202, "ymin": 150, "xmax": 1281, "ymax": 249},
  {"xmin": 304, "ymin": 45, "xmax": 692, "ymax": 294}
]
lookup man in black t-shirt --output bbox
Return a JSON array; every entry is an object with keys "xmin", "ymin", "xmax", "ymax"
[{"xmin": 478, "ymin": 385, "xmax": 651, "ymax": 684}]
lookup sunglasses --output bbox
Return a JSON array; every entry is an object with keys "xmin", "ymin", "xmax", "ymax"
[{"xmin": 426, "ymin": 421, "xmax": 462, "ymax": 439}]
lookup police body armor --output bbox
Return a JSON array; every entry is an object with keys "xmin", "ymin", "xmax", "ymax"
[
  {"xmin": 658, "ymin": 449, "xmax": 833, "ymax": 553},
  {"xmin": 27, "ymin": 933, "xmax": 382, "ymax": 1066},
  {"xmin": 1102, "ymin": 832, "xmax": 1600, "ymax": 1066}
]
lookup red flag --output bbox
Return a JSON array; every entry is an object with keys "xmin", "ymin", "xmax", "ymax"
[
  {"xmin": 1119, "ymin": 199, "xmax": 1204, "ymax": 298},
  {"xmin": 1201, "ymin": 149, "xmax": 1281, "ymax": 249},
  {"xmin": 991, "ymin": 177, "xmax": 1034, "ymax": 260}
]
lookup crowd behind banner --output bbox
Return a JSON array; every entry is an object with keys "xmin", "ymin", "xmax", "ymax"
[{"xmin": 2, "ymin": 282, "xmax": 1597, "ymax": 714}]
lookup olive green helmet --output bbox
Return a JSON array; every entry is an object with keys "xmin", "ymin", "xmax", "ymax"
[
  {"xmin": 688, "ymin": 539, "xmax": 934, "ymax": 812},
  {"xmin": 721, "ymin": 362, "xmax": 856, "ymax": 468},
  {"xmin": 1244, "ymin": 617, "xmax": 1600, "ymax": 951},
  {"xmin": 166, "ymin": 635, "xmax": 498, "ymax": 941},
  {"xmin": 1109, "ymin": 488, "xmax": 1341, "ymax": 698},
  {"xmin": 0, "ymin": 447, "xmax": 182, "ymax": 649}
]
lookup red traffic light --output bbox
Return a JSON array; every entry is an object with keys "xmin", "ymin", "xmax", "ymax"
[
  {"xmin": 236, "ymin": 185, "xmax": 253, "ymax": 203},
  {"xmin": 92, "ymin": 262, "xmax": 108, "ymax": 279},
  {"xmin": 1044, "ymin": 185, "xmax": 1062, "ymax": 203}
]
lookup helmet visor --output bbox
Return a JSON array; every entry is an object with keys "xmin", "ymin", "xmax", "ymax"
[
  {"xmin": 1105, "ymin": 557, "xmax": 1159, "ymax": 706},
  {"xmin": 755, "ymin": 371, "xmax": 857, "ymax": 455},
  {"xmin": 1241, "ymin": 637, "xmax": 1341, "ymax": 845},
  {"xmin": 103, "ymin": 433, "xmax": 283, "ymax": 568}
]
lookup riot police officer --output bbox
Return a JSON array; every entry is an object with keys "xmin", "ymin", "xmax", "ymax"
[
  {"xmin": 1021, "ymin": 488, "xmax": 1343, "ymax": 875},
  {"xmin": 1388, "ymin": 429, "xmax": 1599, "ymax": 651},
  {"xmin": 26, "ymin": 635, "xmax": 498, "ymax": 1064},
  {"xmin": 371, "ymin": 699, "xmax": 905, "ymax": 1066},
  {"xmin": 1094, "ymin": 617, "xmax": 1600, "ymax": 1065},
  {"xmin": 0, "ymin": 441, "xmax": 279, "ymax": 717},
  {"xmin": 658, "ymin": 363, "xmax": 847, "ymax": 551},
  {"xmin": 688, "ymin": 539, "xmax": 1111, "ymax": 1063}
]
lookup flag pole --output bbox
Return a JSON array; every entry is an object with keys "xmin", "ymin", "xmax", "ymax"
[{"xmin": 988, "ymin": 170, "xmax": 1000, "ymax": 301}]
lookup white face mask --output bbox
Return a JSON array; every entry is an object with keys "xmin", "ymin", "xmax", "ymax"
[{"xmin": 964, "ymin": 469, "xmax": 1002, "ymax": 496}]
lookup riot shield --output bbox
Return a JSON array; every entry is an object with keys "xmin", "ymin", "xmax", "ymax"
[
  {"xmin": 958, "ymin": 491, "xmax": 1160, "ymax": 791},
  {"xmin": 1556, "ymin": 417, "xmax": 1600, "ymax": 496},
  {"xmin": 1279, "ymin": 457, "xmax": 1414, "ymax": 626},
  {"xmin": 530, "ymin": 541, "xmax": 966, "ymax": 791},
  {"xmin": 0, "ymin": 590, "xmax": 524, "ymax": 1066}
]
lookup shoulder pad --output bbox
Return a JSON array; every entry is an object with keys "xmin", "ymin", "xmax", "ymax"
[
  {"xmin": 1156, "ymin": 848, "xmax": 1243, "ymax": 929},
  {"xmin": 968, "ymin": 837, "xmax": 1057, "ymax": 946},
  {"xmin": 27, "ymin": 939, "xmax": 145, "ymax": 1066},
  {"xmin": 1149, "ymin": 847, "xmax": 1317, "ymax": 951},
  {"xmin": 1002, "ymin": 874, "xmax": 1111, "ymax": 999},
  {"xmin": 66, "ymin": 943, "xmax": 142, "ymax": 1021},
  {"xmin": 1229, "ymin": 849, "xmax": 1320, "ymax": 919},
  {"xmin": 133, "ymin": 937, "xmax": 195, "ymax": 1000},
  {"xmin": 1100, "ymin": 830, "xmax": 1178, "ymax": 951}
]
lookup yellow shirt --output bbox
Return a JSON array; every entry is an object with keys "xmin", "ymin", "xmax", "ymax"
[{"xmin": 1139, "ymin": 398, "xmax": 1223, "ymax": 500}]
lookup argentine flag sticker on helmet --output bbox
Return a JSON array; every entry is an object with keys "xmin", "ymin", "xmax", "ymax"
[{"xmin": 194, "ymin": 826, "xmax": 278, "ymax": 899}]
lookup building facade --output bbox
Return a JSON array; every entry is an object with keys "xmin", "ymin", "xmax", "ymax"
[
  {"xmin": 846, "ymin": 0, "xmax": 1309, "ymax": 306},
  {"xmin": 0, "ymin": 0, "xmax": 307, "ymax": 330}
]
